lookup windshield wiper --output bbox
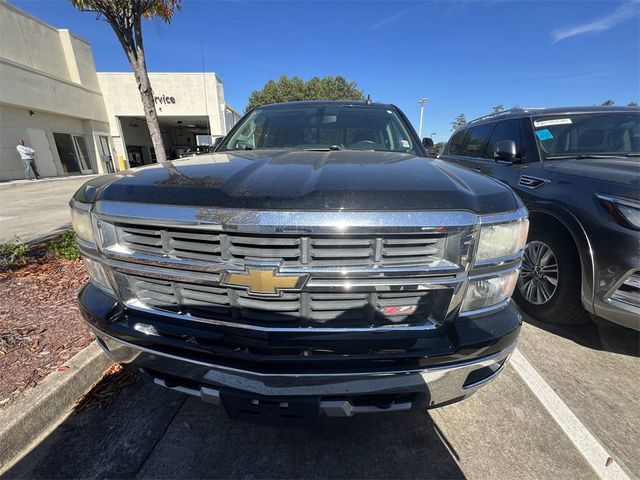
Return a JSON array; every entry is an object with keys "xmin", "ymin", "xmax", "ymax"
[{"xmin": 546, "ymin": 154, "xmax": 631, "ymax": 160}]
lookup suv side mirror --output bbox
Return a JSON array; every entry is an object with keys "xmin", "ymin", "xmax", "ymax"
[
  {"xmin": 495, "ymin": 140, "xmax": 517, "ymax": 162},
  {"xmin": 422, "ymin": 137, "xmax": 435, "ymax": 148}
]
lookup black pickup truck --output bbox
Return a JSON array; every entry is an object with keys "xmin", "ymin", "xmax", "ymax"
[{"xmin": 71, "ymin": 101, "xmax": 528, "ymax": 426}]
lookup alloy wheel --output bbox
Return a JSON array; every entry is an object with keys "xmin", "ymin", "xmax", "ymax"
[{"xmin": 517, "ymin": 240, "xmax": 559, "ymax": 305}]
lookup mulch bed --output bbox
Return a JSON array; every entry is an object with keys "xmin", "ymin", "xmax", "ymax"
[{"xmin": 0, "ymin": 245, "xmax": 93, "ymax": 408}]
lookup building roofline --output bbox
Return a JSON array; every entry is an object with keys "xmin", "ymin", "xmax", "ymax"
[
  {"xmin": 1, "ymin": 3, "xmax": 91, "ymax": 45},
  {"xmin": 224, "ymin": 104, "xmax": 241, "ymax": 116},
  {"xmin": 97, "ymin": 72, "xmax": 219, "ymax": 76}
]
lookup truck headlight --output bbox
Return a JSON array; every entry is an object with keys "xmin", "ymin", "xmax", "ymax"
[
  {"xmin": 70, "ymin": 205, "xmax": 95, "ymax": 244},
  {"xmin": 461, "ymin": 270, "xmax": 519, "ymax": 313},
  {"xmin": 82, "ymin": 256, "xmax": 114, "ymax": 293},
  {"xmin": 597, "ymin": 193, "xmax": 640, "ymax": 231},
  {"xmin": 475, "ymin": 217, "xmax": 528, "ymax": 264}
]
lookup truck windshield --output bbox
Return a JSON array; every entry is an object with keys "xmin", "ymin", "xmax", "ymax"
[
  {"xmin": 532, "ymin": 112, "xmax": 640, "ymax": 160},
  {"xmin": 221, "ymin": 105, "xmax": 418, "ymax": 154}
]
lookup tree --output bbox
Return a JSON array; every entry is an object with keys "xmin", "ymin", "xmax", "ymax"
[
  {"xmin": 601, "ymin": 99, "xmax": 615, "ymax": 107},
  {"xmin": 70, "ymin": 0, "xmax": 182, "ymax": 164},
  {"xmin": 246, "ymin": 75, "xmax": 365, "ymax": 112},
  {"xmin": 628, "ymin": 102, "xmax": 639, "ymax": 107},
  {"xmin": 492, "ymin": 104, "xmax": 505, "ymax": 113},
  {"xmin": 451, "ymin": 113, "xmax": 467, "ymax": 132}
]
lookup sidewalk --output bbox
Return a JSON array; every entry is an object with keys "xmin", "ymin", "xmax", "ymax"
[
  {"xmin": 0, "ymin": 175, "xmax": 99, "ymax": 243},
  {"xmin": 0, "ymin": 174, "xmax": 99, "ymax": 189}
]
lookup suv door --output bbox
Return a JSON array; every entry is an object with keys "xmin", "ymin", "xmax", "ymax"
[
  {"xmin": 443, "ymin": 123, "xmax": 494, "ymax": 173},
  {"xmin": 475, "ymin": 119, "xmax": 524, "ymax": 187}
]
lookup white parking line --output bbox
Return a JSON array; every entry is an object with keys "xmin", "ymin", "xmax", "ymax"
[{"xmin": 510, "ymin": 348, "xmax": 631, "ymax": 480}]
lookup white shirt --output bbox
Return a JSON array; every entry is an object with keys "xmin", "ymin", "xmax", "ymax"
[{"xmin": 17, "ymin": 145, "xmax": 35, "ymax": 160}]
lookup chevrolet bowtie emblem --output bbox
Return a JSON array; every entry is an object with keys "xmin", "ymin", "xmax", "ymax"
[{"xmin": 220, "ymin": 267, "xmax": 308, "ymax": 296}]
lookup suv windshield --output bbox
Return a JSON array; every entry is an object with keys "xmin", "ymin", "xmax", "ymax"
[
  {"xmin": 221, "ymin": 104, "xmax": 418, "ymax": 154},
  {"xmin": 532, "ymin": 112, "xmax": 640, "ymax": 160}
]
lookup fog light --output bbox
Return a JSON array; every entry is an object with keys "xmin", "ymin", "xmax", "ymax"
[
  {"xmin": 82, "ymin": 256, "xmax": 113, "ymax": 293},
  {"xmin": 461, "ymin": 270, "xmax": 518, "ymax": 313}
]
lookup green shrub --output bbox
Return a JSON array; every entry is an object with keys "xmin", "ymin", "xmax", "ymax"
[
  {"xmin": 0, "ymin": 239, "xmax": 29, "ymax": 269},
  {"xmin": 48, "ymin": 229, "xmax": 80, "ymax": 260}
]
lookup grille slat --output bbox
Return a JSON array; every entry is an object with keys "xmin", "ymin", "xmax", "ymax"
[
  {"xmin": 230, "ymin": 236, "xmax": 301, "ymax": 246},
  {"xmin": 311, "ymin": 247, "xmax": 373, "ymax": 259},
  {"xmin": 169, "ymin": 239, "xmax": 221, "ymax": 254},
  {"xmin": 382, "ymin": 246, "xmax": 440, "ymax": 257},
  {"xmin": 122, "ymin": 234, "xmax": 163, "ymax": 247},
  {"xmin": 237, "ymin": 297, "xmax": 300, "ymax": 312},
  {"xmin": 229, "ymin": 246, "xmax": 300, "ymax": 258}
]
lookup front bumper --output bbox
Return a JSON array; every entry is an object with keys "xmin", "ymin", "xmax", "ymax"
[
  {"xmin": 93, "ymin": 326, "xmax": 514, "ymax": 416},
  {"xmin": 81, "ymin": 283, "xmax": 520, "ymax": 416}
]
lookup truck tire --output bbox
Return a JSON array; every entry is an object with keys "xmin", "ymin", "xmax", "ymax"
[{"xmin": 513, "ymin": 227, "xmax": 589, "ymax": 325}]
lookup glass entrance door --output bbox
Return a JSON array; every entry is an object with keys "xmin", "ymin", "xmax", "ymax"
[
  {"xmin": 72, "ymin": 135, "xmax": 93, "ymax": 173},
  {"xmin": 98, "ymin": 136, "xmax": 114, "ymax": 172},
  {"xmin": 53, "ymin": 133, "xmax": 80, "ymax": 174}
]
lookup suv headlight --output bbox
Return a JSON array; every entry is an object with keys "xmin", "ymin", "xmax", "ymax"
[
  {"xmin": 475, "ymin": 214, "xmax": 528, "ymax": 264},
  {"xmin": 597, "ymin": 193, "xmax": 640, "ymax": 231},
  {"xmin": 461, "ymin": 270, "xmax": 519, "ymax": 313},
  {"xmin": 70, "ymin": 203, "xmax": 95, "ymax": 244}
]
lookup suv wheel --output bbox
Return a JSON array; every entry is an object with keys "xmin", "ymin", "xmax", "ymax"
[{"xmin": 513, "ymin": 227, "xmax": 589, "ymax": 324}]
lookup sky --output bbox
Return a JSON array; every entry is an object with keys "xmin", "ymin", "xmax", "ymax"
[{"xmin": 11, "ymin": 0, "xmax": 640, "ymax": 141}]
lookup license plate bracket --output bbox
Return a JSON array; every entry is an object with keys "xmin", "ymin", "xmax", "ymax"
[{"xmin": 220, "ymin": 389, "xmax": 320, "ymax": 427}]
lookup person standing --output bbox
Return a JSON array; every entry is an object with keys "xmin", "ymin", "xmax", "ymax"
[{"xmin": 16, "ymin": 139, "xmax": 40, "ymax": 180}]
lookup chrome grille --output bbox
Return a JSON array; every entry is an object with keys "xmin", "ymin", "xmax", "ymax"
[
  {"xmin": 98, "ymin": 209, "xmax": 479, "ymax": 331},
  {"xmin": 123, "ymin": 273, "xmax": 447, "ymax": 328},
  {"xmin": 115, "ymin": 224, "xmax": 447, "ymax": 267}
]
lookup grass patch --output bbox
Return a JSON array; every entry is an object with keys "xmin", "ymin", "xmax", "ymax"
[{"xmin": 48, "ymin": 229, "xmax": 80, "ymax": 260}]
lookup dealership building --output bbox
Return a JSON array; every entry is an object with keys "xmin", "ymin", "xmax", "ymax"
[{"xmin": 0, "ymin": 2, "xmax": 239, "ymax": 181}]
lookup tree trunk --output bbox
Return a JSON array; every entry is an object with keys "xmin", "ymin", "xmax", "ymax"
[{"xmin": 132, "ymin": 63, "xmax": 167, "ymax": 163}]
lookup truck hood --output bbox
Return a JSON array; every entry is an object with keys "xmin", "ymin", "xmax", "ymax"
[
  {"xmin": 77, "ymin": 150, "xmax": 518, "ymax": 214},
  {"xmin": 542, "ymin": 158, "xmax": 640, "ymax": 190}
]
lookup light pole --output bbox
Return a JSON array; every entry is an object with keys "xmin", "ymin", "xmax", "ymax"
[{"xmin": 418, "ymin": 98, "xmax": 428, "ymax": 138}]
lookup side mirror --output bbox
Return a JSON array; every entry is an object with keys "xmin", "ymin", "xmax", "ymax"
[
  {"xmin": 495, "ymin": 140, "xmax": 517, "ymax": 162},
  {"xmin": 422, "ymin": 137, "xmax": 435, "ymax": 148}
]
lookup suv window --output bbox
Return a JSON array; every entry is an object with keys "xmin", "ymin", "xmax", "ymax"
[
  {"xmin": 462, "ymin": 123, "xmax": 495, "ymax": 157},
  {"xmin": 484, "ymin": 120, "xmax": 523, "ymax": 159},
  {"xmin": 448, "ymin": 130, "xmax": 467, "ymax": 155}
]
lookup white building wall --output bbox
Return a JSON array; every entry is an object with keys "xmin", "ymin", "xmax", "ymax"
[
  {"xmin": 97, "ymin": 72, "xmax": 234, "ymax": 167},
  {"xmin": 0, "ymin": 2, "xmax": 114, "ymax": 180}
]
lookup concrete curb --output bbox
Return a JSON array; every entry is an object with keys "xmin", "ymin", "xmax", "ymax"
[{"xmin": 0, "ymin": 341, "xmax": 114, "ymax": 474}]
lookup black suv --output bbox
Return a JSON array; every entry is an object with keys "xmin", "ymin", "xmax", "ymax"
[
  {"xmin": 440, "ymin": 107, "xmax": 639, "ymax": 330},
  {"xmin": 71, "ymin": 101, "xmax": 528, "ymax": 424}
]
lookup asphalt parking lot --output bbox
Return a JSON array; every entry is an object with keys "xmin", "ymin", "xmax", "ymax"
[
  {"xmin": 4, "ymin": 310, "xmax": 639, "ymax": 480},
  {"xmin": 0, "ymin": 176, "xmax": 96, "ymax": 243}
]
